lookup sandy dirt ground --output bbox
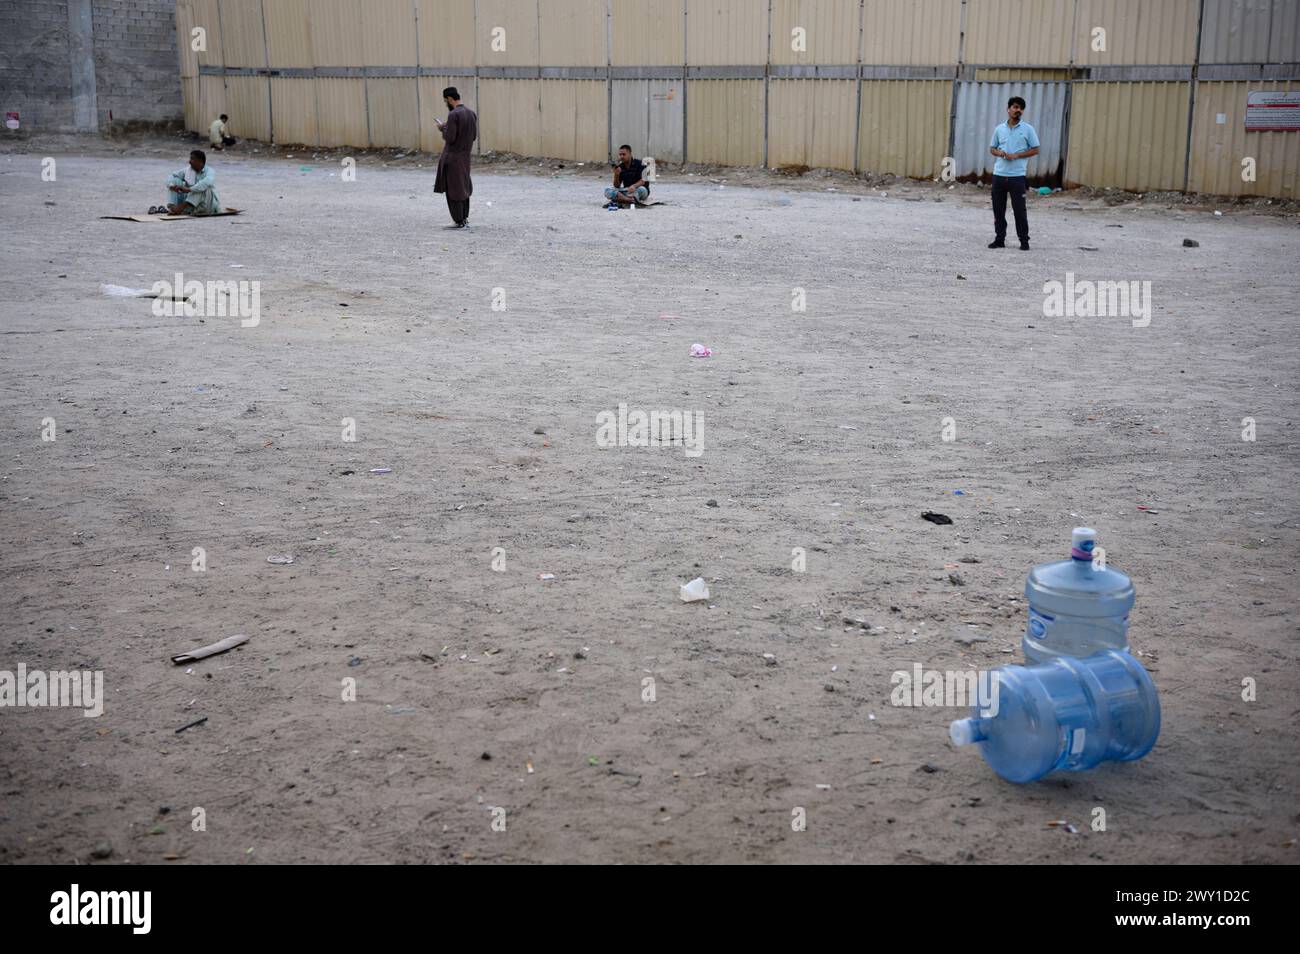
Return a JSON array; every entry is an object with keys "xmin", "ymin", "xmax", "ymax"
[{"xmin": 0, "ymin": 136, "xmax": 1297, "ymax": 865}]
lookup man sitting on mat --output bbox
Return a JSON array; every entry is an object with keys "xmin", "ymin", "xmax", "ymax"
[
  {"xmin": 604, "ymin": 145, "xmax": 649, "ymax": 208},
  {"xmin": 154, "ymin": 150, "xmax": 220, "ymax": 216}
]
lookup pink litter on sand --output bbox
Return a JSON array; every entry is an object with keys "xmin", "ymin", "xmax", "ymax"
[
  {"xmin": 690, "ymin": 343, "xmax": 712, "ymax": 357},
  {"xmin": 659, "ymin": 313, "xmax": 681, "ymax": 320}
]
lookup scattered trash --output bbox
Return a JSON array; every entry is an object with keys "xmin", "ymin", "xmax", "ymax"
[
  {"xmin": 1078, "ymin": 245, "xmax": 1099, "ymax": 251},
  {"xmin": 815, "ymin": 783, "xmax": 832, "ymax": 790},
  {"xmin": 950, "ymin": 648, "xmax": 1159, "ymax": 783},
  {"xmin": 538, "ymin": 573, "xmax": 555, "ymax": 581},
  {"xmin": 762, "ymin": 653, "xmax": 777, "ymax": 666},
  {"xmin": 680, "ymin": 577, "xmax": 710, "ymax": 602},
  {"xmin": 298, "ymin": 165, "xmax": 313, "ymax": 172},
  {"xmin": 533, "ymin": 427, "xmax": 545, "ymax": 435},
  {"xmin": 921, "ymin": 511, "xmax": 953, "ymax": 525},
  {"xmin": 1182, "ymin": 238, "xmax": 1199, "ymax": 247},
  {"xmin": 1136, "ymin": 505, "xmax": 1159, "ymax": 514},
  {"xmin": 956, "ymin": 274, "xmax": 967, "ymax": 280},
  {"xmin": 689, "ymin": 343, "xmax": 713, "ymax": 357},
  {"xmin": 171, "ymin": 634, "xmax": 249, "ymax": 664},
  {"xmin": 658, "ymin": 313, "xmax": 680, "ymax": 320},
  {"xmin": 920, "ymin": 762, "xmax": 940, "ymax": 773},
  {"xmin": 266, "ymin": 555, "xmax": 294, "ymax": 565},
  {"xmin": 526, "ymin": 760, "xmax": 535, "ymax": 774},
  {"xmin": 705, "ymin": 499, "xmax": 718, "ymax": 507},
  {"xmin": 386, "ymin": 706, "xmax": 416, "ymax": 715},
  {"xmin": 369, "ymin": 467, "xmax": 392, "ymax": 474},
  {"xmin": 347, "ymin": 656, "xmax": 362, "ymax": 667},
  {"xmin": 952, "ymin": 489, "xmax": 966, "ymax": 496},
  {"xmin": 1037, "ymin": 186, "xmax": 1052, "ymax": 195},
  {"xmin": 1213, "ymin": 210, "xmax": 1223, "ymax": 217},
  {"xmin": 174, "ymin": 716, "xmax": 208, "ymax": 734},
  {"xmin": 100, "ymin": 283, "xmax": 154, "ymax": 298}
]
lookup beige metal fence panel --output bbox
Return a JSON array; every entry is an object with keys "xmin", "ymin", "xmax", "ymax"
[
  {"xmin": 416, "ymin": 0, "xmax": 477, "ymax": 67},
  {"xmin": 479, "ymin": 78, "xmax": 543, "ymax": 154},
  {"xmin": 1066, "ymin": 81, "xmax": 1190, "ymax": 191},
  {"xmin": 182, "ymin": 76, "xmax": 199, "ymax": 130},
  {"xmin": 217, "ymin": 0, "xmax": 266, "ymax": 68},
  {"xmin": 1188, "ymin": 80, "xmax": 1300, "ymax": 196},
  {"xmin": 224, "ymin": 74, "xmax": 271, "ymax": 139},
  {"xmin": 366, "ymin": 78, "xmax": 420, "ymax": 147},
  {"xmin": 198, "ymin": 74, "xmax": 228, "ymax": 131},
  {"xmin": 263, "ymin": 0, "xmax": 314, "ymax": 68},
  {"xmin": 539, "ymin": 0, "xmax": 608, "ymax": 67},
  {"xmin": 311, "ymin": 0, "xmax": 366, "ymax": 66},
  {"xmin": 476, "ymin": 0, "xmax": 541, "ymax": 66},
  {"xmin": 964, "ymin": 0, "xmax": 1074, "ymax": 65},
  {"xmin": 362, "ymin": 0, "xmax": 418, "ymax": 65},
  {"xmin": 611, "ymin": 0, "xmax": 685, "ymax": 65},
  {"xmin": 857, "ymin": 79, "xmax": 951, "ymax": 177},
  {"xmin": 1074, "ymin": 0, "xmax": 1199, "ymax": 66},
  {"xmin": 768, "ymin": 78, "xmax": 857, "ymax": 169},
  {"xmin": 1268, "ymin": 0, "xmax": 1300, "ymax": 61},
  {"xmin": 540, "ymin": 79, "xmax": 608, "ymax": 159},
  {"xmin": 1198, "ymin": 0, "xmax": 1273, "ymax": 63},
  {"xmin": 687, "ymin": 0, "xmax": 768, "ymax": 66},
  {"xmin": 176, "ymin": 0, "xmax": 200, "ymax": 78},
  {"xmin": 771, "ymin": 0, "xmax": 858, "ymax": 64},
  {"xmin": 270, "ymin": 77, "xmax": 319, "ymax": 145},
  {"xmin": 611, "ymin": 80, "xmax": 685, "ymax": 161},
  {"xmin": 190, "ymin": 0, "xmax": 224, "ymax": 69},
  {"xmin": 861, "ymin": 0, "xmax": 962, "ymax": 66},
  {"xmin": 315, "ymin": 76, "xmax": 369, "ymax": 146},
  {"xmin": 686, "ymin": 78, "xmax": 764, "ymax": 164}
]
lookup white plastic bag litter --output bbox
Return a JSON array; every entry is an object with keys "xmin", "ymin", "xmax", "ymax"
[
  {"xmin": 100, "ymin": 283, "xmax": 155, "ymax": 298},
  {"xmin": 680, "ymin": 577, "xmax": 710, "ymax": 602}
]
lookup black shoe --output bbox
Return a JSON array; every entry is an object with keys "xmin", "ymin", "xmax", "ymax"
[
  {"xmin": 988, "ymin": 239, "xmax": 1005, "ymax": 249},
  {"xmin": 1019, "ymin": 241, "xmax": 1030, "ymax": 250}
]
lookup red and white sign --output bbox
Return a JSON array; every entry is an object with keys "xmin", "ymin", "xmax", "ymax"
[{"xmin": 1245, "ymin": 91, "xmax": 1300, "ymax": 132}]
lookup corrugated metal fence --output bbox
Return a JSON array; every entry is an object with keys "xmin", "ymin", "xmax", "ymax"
[{"xmin": 177, "ymin": 0, "xmax": 1300, "ymax": 197}]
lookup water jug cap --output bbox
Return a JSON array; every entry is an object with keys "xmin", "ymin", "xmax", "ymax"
[
  {"xmin": 950, "ymin": 718, "xmax": 979, "ymax": 746},
  {"xmin": 1071, "ymin": 527, "xmax": 1097, "ymax": 561}
]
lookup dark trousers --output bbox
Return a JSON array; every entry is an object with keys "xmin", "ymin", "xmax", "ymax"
[
  {"xmin": 991, "ymin": 175, "xmax": 1029, "ymax": 243},
  {"xmin": 446, "ymin": 196, "xmax": 470, "ymax": 224}
]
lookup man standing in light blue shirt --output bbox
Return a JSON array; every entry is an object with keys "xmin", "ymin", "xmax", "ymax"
[{"xmin": 987, "ymin": 96, "xmax": 1040, "ymax": 250}]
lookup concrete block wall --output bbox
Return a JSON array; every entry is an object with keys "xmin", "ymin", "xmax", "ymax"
[
  {"xmin": 0, "ymin": 0, "xmax": 182, "ymax": 133},
  {"xmin": 92, "ymin": 0, "xmax": 183, "ymax": 127}
]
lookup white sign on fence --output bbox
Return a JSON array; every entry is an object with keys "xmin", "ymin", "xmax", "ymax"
[{"xmin": 1245, "ymin": 91, "xmax": 1300, "ymax": 132}]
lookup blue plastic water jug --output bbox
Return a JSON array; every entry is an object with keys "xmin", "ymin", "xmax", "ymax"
[
  {"xmin": 949, "ymin": 648, "xmax": 1160, "ymax": 783},
  {"xmin": 1023, "ymin": 527, "xmax": 1135, "ymax": 664}
]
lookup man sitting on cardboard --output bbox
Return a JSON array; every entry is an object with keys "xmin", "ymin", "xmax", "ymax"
[{"xmin": 152, "ymin": 150, "xmax": 220, "ymax": 216}]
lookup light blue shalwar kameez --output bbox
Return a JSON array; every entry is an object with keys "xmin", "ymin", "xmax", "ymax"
[{"xmin": 166, "ymin": 165, "xmax": 220, "ymax": 214}]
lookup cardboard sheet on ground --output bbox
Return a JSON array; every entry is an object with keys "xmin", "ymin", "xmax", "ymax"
[{"xmin": 101, "ymin": 208, "xmax": 242, "ymax": 222}]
